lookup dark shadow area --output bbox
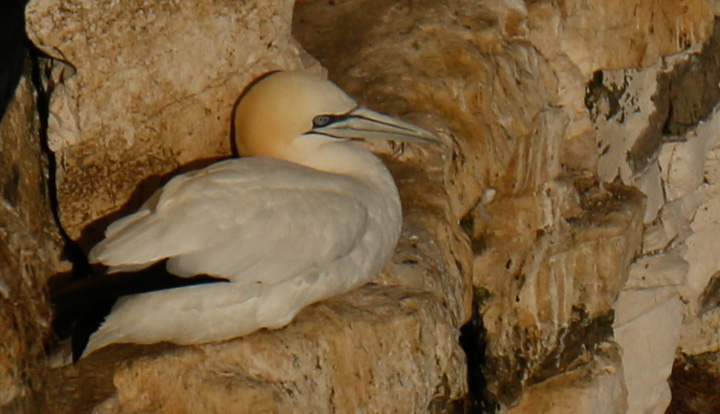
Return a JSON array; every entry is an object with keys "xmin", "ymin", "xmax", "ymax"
[
  {"xmin": 668, "ymin": 351, "xmax": 720, "ymax": 414},
  {"xmin": 292, "ymin": 0, "xmax": 397, "ymax": 81},
  {"xmin": 30, "ymin": 45, "xmax": 90, "ymax": 274},
  {"xmin": 42, "ymin": 155, "xmax": 235, "ymax": 362},
  {"xmin": 0, "ymin": 0, "xmax": 28, "ymax": 121},
  {"xmin": 660, "ymin": 18, "xmax": 720, "ymax": 138},
  {"xmin": 459, "ymin": 287, "xmax": 499, "ymax": 414}
]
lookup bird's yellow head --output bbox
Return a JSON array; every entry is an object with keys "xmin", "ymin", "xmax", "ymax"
[
  {"xmin": 234, "ymin": 71, "xmax": 437, "ymax": 161},
  {"xmin": 234, "ymin": 71, "xmax": 356, "ymax": 158}
]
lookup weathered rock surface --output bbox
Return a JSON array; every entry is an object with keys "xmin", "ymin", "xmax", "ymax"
[
  {"xmin": 25, "ymin": 0, "xmax": 324, "ymax": 242},
  {"xmin": 472, "ymin": 178, "xmax": 645, "ymax": 407},
  {"xmin": 0, "ymin": 63, "xmax": 62, "ymax": 410},
  {"xmin": 295, "ymin": 0, "xmax": 654, "ymax": 411},
  {"xmin": 507, "ymin": 342, "xmax": 627, "ymax": 414},
  {"xmin": 8, "ymin": 0, "xmax": 720, "ymax": 412},
  {"xmin": 614, "ymin": 287, "xmax": 684, "ymax": 413},
  {"xmin": 527, "ymin": 0, "xmax": 714, "ymax": 76},
  {"xmin": 588, "ymin": 17, "xmax": 720, "ymax": 414},
  {"xmin": 45, "ymin": 286, "xmax": 466, "ymax": 413},
  {"xmin": 295, "ymin": 0, "xmax": 565, "ymax": 214}
]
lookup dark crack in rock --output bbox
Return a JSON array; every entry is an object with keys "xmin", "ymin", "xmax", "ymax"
[{"xmin": 699, "ymin": 271, "xmax": 720, "ymax": 315}]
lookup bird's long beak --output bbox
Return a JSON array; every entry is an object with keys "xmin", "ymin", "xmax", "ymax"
[{"xmin": 313, "ymin": 107, "xmax": 438, "ymax": 144}]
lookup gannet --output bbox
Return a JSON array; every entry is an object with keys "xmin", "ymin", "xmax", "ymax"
[{"xmin": 56, "ymin": 71, "xmax": 437, "ymax": 361}]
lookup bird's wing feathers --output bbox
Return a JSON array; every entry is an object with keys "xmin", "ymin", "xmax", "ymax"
[{"xmin": 89, "ymin": 158, "xmax": 369, "ymax": 285}]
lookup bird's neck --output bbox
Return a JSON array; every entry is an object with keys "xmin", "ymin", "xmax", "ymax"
[{"xmin": 293, "ymin": 138, "xmax": 398, "ymax": 193}]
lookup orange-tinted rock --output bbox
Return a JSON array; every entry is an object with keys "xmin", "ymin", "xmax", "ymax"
[{"xmin": 0, "ymin": 64, "xmax": 62, "ymax": 410}]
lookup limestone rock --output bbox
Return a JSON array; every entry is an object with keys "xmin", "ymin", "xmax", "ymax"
[
  {"xmin": 507, "ymin": 342, "xmax": 627, "ymax": 414},
  {"xmin": 294, "ymin": 0, "xmax": 567, "ymax": 217},
  {"xmin": 682, "ymin": 141, "xmax": 720, "ymax": 303},
  {"xmin": 678, "ymin": 307, "xmax": 720, "ymax": 356},
  {"xmin": 673, "ymin": 110, "xmax": 720, "ymax": 356},
  {"xmin": 527, "ymin": 0, "xmax": 714, "ymax": 76},
  {"xmin": 21, "ymin": 0, "xmax": 720, "ymax": 411},
  {"xmin": 472, "ymin": 178, "xmax": 645, "ymax": 406},
  {"xmin": 662, "ymin": 19, "xmax": 720, "ymax": 137},
  {"xmin": 45, "ymin": 286, "xmax": 466, "ymax": 413},
  {"xmin": 699, "ymin": 271, "xmax": 720, "ymax": 314},
  {"xmin": 598, "ymin": 20, "xmax": 720, "ymax": 414},
  {"xmin": 588, "ymin": 67, "xmax": 665, "ymax": 186},
  {"xmin": 622, "ymin": 251, "xmax": 688, "ymax": 290},
  {"xmin": 0, "ymin": 64, "xmax": 62, "ymax": 410},
  {"xmin": 295, "ymin": 2, "xmax": 632, "ymax": 409},
  {"xmin": 25, "ymin": 0, "xmax": 323, "ymax": 242},
  {"xmin": 613, "ymin": 287, "xmax": 684, "ymax": 414}
]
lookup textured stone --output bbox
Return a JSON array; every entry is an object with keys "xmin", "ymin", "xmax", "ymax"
[
  {"xmin": 603, "ymin": 23, "xmax": 720, "ymax": 413},
  {"xmin": 587, "ymin": 67, "xmax": 665, "ymax": 184},
  {"xmin": 472, "ymin": 178, "xmax": 645, "ymax": 406},
  {"xmin": 295, "ymin": 2, "xmax": 635, "ymax": 409},
  {"xmin": 550, "ymin": 55, "xmax": 599, "ymax": 173},
  {"xmin": 507, "ymin": 342, "xmax": 627, "ymax": 414},
  {"xmin": 45, "ymin": 286, "xmax": 466, "ymax": 413},
  {"xmin": 295, "ymin": 0, "xmax": 566, "ymax": 217},
  {"xmin": 683, "ymin": 179, "xmax": 720, "ymax": 305},
  {"xmin": 25, "ymin": 0, "xmax": 323, "ymax": 242},
  {"xmin": 613, "ymin": 287, "xmax": 684, "ymax": 414},
  {"xmin": 0, "ymin": 64, "xmax": 62, "ymax": 410},
  {"xmin": 679, "ymin": 307, "xmax": 720, "ymax": 356},
  {"xmin": 662, "ymin": 19, "xmax": 720, "ymax": 137},
  {"xmin": 21, "ymin": 0, "xmax": 720, "ymax": 412},
  {"xmin": 699, "ymin": 271, "xmax": 720, "ymax": 314},
  {"xmin": 659, "ymin": 118, "xmax": 719, "ymax": 203},
  {"xmin": 527, "ymin": 0, "xmax": 713, "ymax": 76},
  {"xmin": 623, "ymin": 251, "xmax": 688, "ymax": 290}
]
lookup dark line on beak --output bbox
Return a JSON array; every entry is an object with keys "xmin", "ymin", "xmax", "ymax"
[
  {"xmin": 308, "ymin": 131, "xmax": 347, "ymax": 140},
  {"xmin": 350, "ymin": 114, "xmax": 420, "ymax": 133}
]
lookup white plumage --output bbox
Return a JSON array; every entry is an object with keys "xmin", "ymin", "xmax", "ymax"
[{"xmin": 77, "ymin": 71, "xmax": 436, "ymax": 358}]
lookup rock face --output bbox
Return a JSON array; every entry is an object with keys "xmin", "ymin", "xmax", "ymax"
[
  {"xmin": 472, "ymin": 179, "xmax": 645, "ymax": 407},
  {"xmin": 527, "ymin": 0, "xmax": 713, "ymax": 76},
  {"xmin": 506, "ymin": 342, "xmax": 627, "ymax": 414},
  {"xmin": 0, "ymin": 62, "xmax": 62, "ymax": 411},
  {"xmin": 25, "ymin": 0, "xmax": 324, "ymax": 243},
  {"xmin": 46, "ymin": 286, "xmax": 466, "ymax": 413},
  {"xmin": 2, "ymin": 0, "xmax": 719, "ymax": 411},
  {"xmin": 581, "ymin": 18, "xmax": 720, "ymax": 412},
  {"xmin": 293, "ymin": 0, "xmax": 677, "ymax": 411}
]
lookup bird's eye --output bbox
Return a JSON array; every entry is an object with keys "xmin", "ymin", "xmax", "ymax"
[{"xmin": 313, "ymin": 115, "xmax": 332, "ymax": 127}]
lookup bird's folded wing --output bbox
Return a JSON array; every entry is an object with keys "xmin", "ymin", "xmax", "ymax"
[{"xmin": 88, "ymin": 158, "xmax": 369, "ymax": 285}]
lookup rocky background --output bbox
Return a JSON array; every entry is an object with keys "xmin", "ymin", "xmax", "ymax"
[{"xmin": 1, "ymin": 0, "xmax": 720, "ymax": 412}]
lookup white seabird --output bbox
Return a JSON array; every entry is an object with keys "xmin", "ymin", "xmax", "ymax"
[{"xmin": 71, "ymin": 71, "xmax": 437, "ymax": 360}]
